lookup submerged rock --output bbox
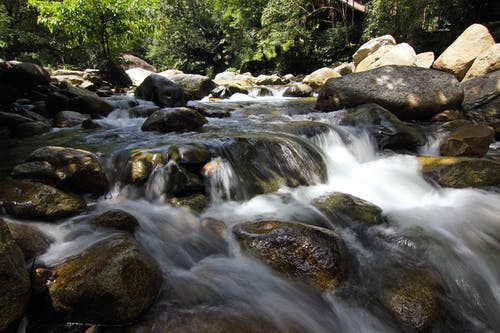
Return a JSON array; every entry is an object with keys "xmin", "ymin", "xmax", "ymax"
[
  {"xmin": 335, "ymin": 103, "xmax": 427, "ymax": 151},
  {"xmin": 417, "ymin": 156, "xmax": 500, "ymax": 188},
  {"xmin": 141, "ymin": 107, "xmax": 207, "ymax": 133},
  {"xmin": 7, "ymin": 222, "xmax": 52, "ymax": 261},
  {"xmin": 316, "ymin": 66, "xmax": 463, "ymax": 120},
  {"xmin": 89, "ymin": 209, "xmax": 139, "ymax": 234},
  {"xmin": 312, "ymin": 192, "xmax": 385, "ymax": 227},
  {"xmin": 233, "ymin": 220, "xmax": 348, "ymax": 290},
  {"xmin": 45, "ymin": 235, "xmax": 162, "ymax": 324},
  {"xmin": 0, "ymin": 218, "xmax": 31, "ymax": 332},
  {"xmin": 381, "ymin": 270, "xmax": 438, "ymax": 331},
  {"xmin": 0, "ymin": 180, "xmax": 86, "ymax": 220},
  {"xmin": 13, "ymin": 146, "xmax": 109, "ymax": 195}
]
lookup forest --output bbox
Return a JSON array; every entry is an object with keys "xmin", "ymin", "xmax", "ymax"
[{"xmin": 0, "ymin": 0, "xmax": 498, "ymax": 77}]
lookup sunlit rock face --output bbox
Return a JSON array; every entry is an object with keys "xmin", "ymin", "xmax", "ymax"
[{"xmin": 315, "ymin": 65, "xmax": 463, "ymax": 120}]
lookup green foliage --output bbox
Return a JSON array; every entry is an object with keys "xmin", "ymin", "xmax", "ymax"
[{"xmin": 30, "ymin": 0, "xmax": 158, "ymax": 68}]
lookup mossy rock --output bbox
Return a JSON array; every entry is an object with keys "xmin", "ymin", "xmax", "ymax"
[
  {"xmin": 0, "ymin": 218, "xmax": 31, "ymax": 332},
  {"xmin": 46, "ymin": 235, "xmax": 162, "ymax": 324},
  {"xmin": 417, "ymin": 156, "xmax": 500, "ymax": 188},
  {"xmin": 166, "ymin": 194, "xmax": 207, "ymax": 213},
  {"xmin": 312, "ymin": 192, "xmax": 385, "ymax": 227},
  {"xmin": 233, "ymin": 220, "xmax": 348, "ymax": 290},
  {"xmin": 89, "ymin": 209, "xmax": 139, "ymax": 234},
  {"xmin": 7, "ymin": 222, "xmax": 53, "ymax": 261},
  {"xmin": 381, "ymin": 270, "xmax": 439, "ymax": 331},
  {"xmin": 0, "ymin": 180, "xmax": 86, "ymax": 220}
]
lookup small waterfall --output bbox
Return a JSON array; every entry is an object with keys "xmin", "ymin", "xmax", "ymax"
[{"xmin": 203, "ymin": 157, "xmax": 238, "ymax": 203}]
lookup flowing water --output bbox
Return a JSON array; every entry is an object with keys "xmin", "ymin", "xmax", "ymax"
[{"xmin": 1, "ymin": 95, "xmax": 500, "ymax": 332}]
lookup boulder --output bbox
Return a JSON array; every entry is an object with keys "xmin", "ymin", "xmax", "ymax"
[
  {"xmin": 312, "ymin": 192, "xmax": 385, "ymax": 227},
  {"xmin": 89, "ymin": 209, "xmax": 139, "ymax": 234},
  {"xmin": 0, "ymin": 61, "xmax": 51, "ymax": 91},
  {"xmin": 233, "ymin": 220, "xmax": 348, "ymax": 290},
  {"xmin": 303, "ymin": 67, "xmax": 341, "ymax": 90},
  {"xmin": 126, "ymin": 67, "xmax": 154, "ymax": 86},
  {"xmin": 7, "ymin": 222, "xmax": 52, "ymax": 261},
  {"xmin": 282, "ymin": 83, "xmax": 313, "ymax": 97},
  {"xmin": 439, "ymin": 122, "xmax": 494, "ymax": 157},
  {"xmin": 332, "ymin": 62, "xmax": 355, "ymax": 75},
  {"xmin": 461, "ymin": 70, "xmax": 499, "ymax": 111},
  {"xmin": 381, "ymin": 270, "xmax": 438, "ymax": 331},
  {"xmin": 141, "ymin": 107, "xmax": 208, "ymax": 133},
  {"xmin": 14, "ymin": 146, "xmax": 109, "ymax": 195},
  {"xmin": 254, "ymin": 74, "xmax": 286, "ymax": 85},
  {"xmin": 335, "ymin": 103, "xmax": 427, "ymax": 151},
  {"xmin": 0, "ymin": 180, "xmax": 86, "ymax": 220},
  {"xmin": 355, "ymin": 43, "xmax": 416, "ymax": 72},
  {"xmin": 316, "ymin": 66, "xmax": 464, "ymax": 120},
  {"xmin": 352, "ymin": 35, "xmax": 396, "ymax": 65},
  {"xmin": 44, "ymin": 235, "xmax": 162, "ymax": 324},
  {"xmin": 160, "ymin": 72, "xmax": 216, "ymax": 100},
  {"xmin": 415, "ymin": 52, "xmax": 435, "ymax": 68},
  {"xmin": 417, "ymin": 156, "xmax": 500, "ymax": 188},
  {"xmin": 55, "ymin": 110, "xmax": 90, "ymax": 128},
  {"xmin": 121, "ymin": 54, "xmax": 156, "ymax": 72},
  {"xmin": 67, "ymin": 95, "xmax": 113, "ymax": 117},
  {"xmin": 14, "ymin": 121, "xmax": 51, "ymax": 137},
  {"xmin": 462, "ymin": 44, "xmax": 500, "ymax": 81},
  {"xmin": 0, "ymin": 219, "xmax": 31, "ymax": 332},
  {"xmin": 125, "ymin": 149, "xmax": 164, "ymax": 184},
  {"xmin": 135, "ymin": 74, "xmax": 185, "ymax": 107},
  {"xmin": 433, "ymin": 24, "xmax": 495, "ymax": 80},
  {"xmin": 129, "ymin": 105, "xmax": 160, "ymax": 118}
]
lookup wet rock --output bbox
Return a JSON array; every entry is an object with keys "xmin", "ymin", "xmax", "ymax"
[
  {"xmin": 81, "ymin": 119, "xmax": 102, "ymax": 129},
  {"xmin": 352, "ymin": 35, "xmax": 396, "ymax": 65},
  {"xmin": 381, "ymin": 270, "xmax": 438, "ymax": 331},
  {"xmin": 7, "ymin": 222, "xmax": 52, "ymax": 261},
  {"xmin": 282, "ymin": 83, "xmax": 313, "ymax": 97},
  {"xmin": 417, "ymin": 156, "xmax": 500, "ymax": 188},
  {"xmin": 303, "ymin": 67, "xmax": 341, "ymax": 90},
  {"xmin": 462, "ymin": 44, "xmax": 500, "ymax": 81},
  {"xmin": 234, "ymin": 220, "xmax": 348, "ymax": 290},
  {"xmin": 168, "ymin": 143, "xmax": 211, "ymax": 165},
  {"xmin": 135, "ymin": 74, "xmax": 185, "ymax": 107},
  {"xmin": 14, "ymin": 120, "xmax": 51, "ymax": 137},
  {"xmin": 141, "ymin": 107, "xmax": 207, "ymax": 133},
  {"xmin": 129, "ymin": 105, "xmax": 160, "ymax": 118},
  {"xmin": 166, "ymin": 194, "xmax": 207, "ymax": 213},
  {"xmin": 256, "ymin": 87, "xmax": 274, "ymax": 97},
  {"xmin": 46, "ymin": 91, "xmax": 71, "ymax": 113},
  {"xmin": 433, "ymin": 24, "xmax": 495, "ymax": 80},
  {"xmin": 276, "ymin": 121, "xmax": 332, "ymax": 138},
  {"xmin": 45, "ymin": 235, "xmax": 162, "ymax": 324},
  {"xmin": 201, "ymin": 217, "xmax": 228, "ymax": 237},
  {"xmin": 55, "ymin": 110, "xmax": 90, "ymax": 128},
  {"xmin": 126, "ymin": 67, "xmax": 154, "ymax": 86},
  {"xmin": 162, "ymin": 162, "xmax": 205, "ymax": 197},
  {"xmin": 0, "ymin": 180, "xmax": 86, "ymax": 220},
  {"xmin": 0, "ymin": 218, "xmax": 31, "ymax": 332},
  {"xmin": 431, "ymin": 109, "xmax": 461, "ymax": 122},
  {"xmin": 355, "ymin": 43, "xmax": 416, "ymax": 72},
  {"xmin": 415, "ymin": 52, "xmax": 435, "ymax": 68},
  {"xmin": 89, "ymin": 209, "xmax": 139, "ymax": 234},
  {"xmin": 126, "ymin": 149, "xmax": 164, "ymax": 184},
  {"xmin": 159, "ymin": 72, "xmax": 216, "ymax": 100},
  {"xmin": 210, "ymin": 85, "xmax": 232, "ymax": 99},
  {"xmin": 439, "ymin": 122, "xmax": 494, "ymax": 157},
  {"xmin": 316, "ymin": 66, "xmax": 464, "ymax": 121},
  {"xmin": 67, "ymin": 95, "xmax": 113, "ymax": 118},
  {"xmin": 312, "ymin": 192, "xmax": 385, "ymax": 227},
  {"xmin": 19, "ymin": 146, "xmax": 109, "ymax": 195},
  {"xmin": 212, "ymin": 134, "xmax": 326, "ymax": 197},
  {"xmin": 0, "ymin": 111, "xmax": 33, "ymax": 126},
  {"xmin": 336, "ymin": 103, "xmax": 427, "ymax": 151}
]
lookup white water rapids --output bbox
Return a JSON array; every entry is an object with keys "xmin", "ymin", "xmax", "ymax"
[{"xmin": 5, "ymin": 97, "xmax": 500, "ymax": 332}]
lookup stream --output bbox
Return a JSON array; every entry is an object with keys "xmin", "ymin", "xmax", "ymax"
[{"xmin": 1, "ymin": 94, "xmax": 499, "ymax": 332}]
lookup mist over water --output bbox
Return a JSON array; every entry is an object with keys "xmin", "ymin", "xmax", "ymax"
[{"xmin": 4, "ymin": 97, "xmax": 500, "ymax": 332}]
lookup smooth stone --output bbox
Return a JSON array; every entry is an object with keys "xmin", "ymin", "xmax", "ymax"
[
  {"xmin": 14, "ymin": 121, "xmax": 51, "ymax": 137},
  {"xmin": 7, "ymin": 222, "xmax": 53, "ymax": 261},
  {"xmin": 55, "ymin": 110, "xmax": 90, "ymax": 128},
  {"xmin": 439, "ymin": 123, "xmax": 494, "ymax": 157},
  {"xmin": 303, "ymin": 67, "xmax": 341, "ymax": 90},
  {"xmin": 415, "ymin": 51, "xmax": 435, "ymax": 68},
  {"xmin": 135, "ymin": 74, "xmax": 185, "ymax": 107},
  {"xmin": 89, "ymin": 209, "xmax": 139, "ymax": 234},
  {"xmin": 352, "ymin": 35, "xmax": 396, "ymax": 65},
  {"xmin": 159, "ymin": 72, "xmax": 216, "ymax": 100},
  {"xmin": 462, "ymin": 44, "xmax": 500, "ymax": 81},
  {"xmin": 355, "ymin": 43, "xmax": 416, "ymax": 72},
  {"xmin": 141, "ymin": 107, "xmax": 207, "ymax": 133},
  {"xmin": 282, "ymin": 83, "xmax": 313, "ymax": 97},
  {"xmin": 166, "ymin": 194, "xmax": 207, "ymax": 213}
]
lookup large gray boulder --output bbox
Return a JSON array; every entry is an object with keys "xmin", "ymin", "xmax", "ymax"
[
  {"xmin": 233, "ymin": 220, "xmax": 348, "ymax": 290},
  {"xmin": 159, "ymin": 71, "xmax": 216, "ymax": 100},
  {"xmin": 0, "ymin": 180, "xmax": 87, "ymax": 220},
  {"xmin": 461, "ymin": 70, "xmax": 499, "ymax": 111},
  {"xmin": 433, "ymin": 24, "xmax": 495, "ymax": 80},
  {"xmin": 316, "ymin": 66, "xmax": 463, "ymax": 120},
  {"xmin": 141, "ymin": 107, "xmax": 208, "ymax": 133},
  {"xmin": 135, "ymin": 74, "xmax": 185, "ymax": 107},
  {"xmin": 0, "ymin": 218, "xmax": 31, "ymax": 332},
  {"xmin": 43, "ymin": 235, "xmax": 162, "ymax": 324},
  {"xmin": 0, "ymin": 61, "xmax": 51, "ymax": 91}
]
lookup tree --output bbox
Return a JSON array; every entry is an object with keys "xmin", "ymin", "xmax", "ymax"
[{"xmin": 30, "ymin": 0, "xmax": 157, "ymax": 73}]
